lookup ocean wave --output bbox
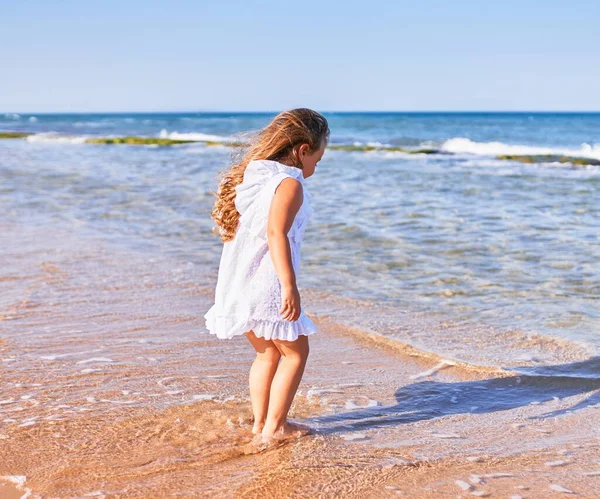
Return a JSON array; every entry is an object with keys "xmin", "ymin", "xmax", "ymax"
[
  {"xmin": 25, "ymin": 132, "xmax": 88, "ymax": 144},
  {"xmin": 158, "ymin": 129, "xmax": 233, "ymax": 143},
  {"xmin": 333, "ymin": 319, "xmax": 600, "ymax": 380},
  {"xmin": 6, "ymin": 131, "xmax": 600, "ymax": 166},
  {"xmin": 297, "ymin": 285, "xmax": 596, "ymax": 380},
  {"xmin": 441, "ymin": 137, "xmax": 600, "ymax": 161}
]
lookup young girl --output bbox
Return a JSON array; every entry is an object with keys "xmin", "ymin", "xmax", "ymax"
[{"xmin": 204, "ymin": 108, "xmax": 329, "ymax": 447}]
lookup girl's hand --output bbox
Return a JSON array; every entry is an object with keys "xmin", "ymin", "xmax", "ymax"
[{"xmin": 280, "ymin": 284, "xmax": 301, "ymax": 321}]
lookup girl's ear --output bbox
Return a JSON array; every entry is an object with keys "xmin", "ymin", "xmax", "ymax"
[{"xmin": 298, "ymin": 143, "xmax": 310, "ymax": 158}]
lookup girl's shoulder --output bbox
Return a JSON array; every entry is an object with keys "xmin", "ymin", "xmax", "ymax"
[{"xmin": 244, "ymin": 159, "xmax": 304, "ymax": 184}]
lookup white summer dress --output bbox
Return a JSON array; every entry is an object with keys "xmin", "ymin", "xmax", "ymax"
[{"xmin": 203, "ymin": 159, "xmax": 317, "ymax": 341}]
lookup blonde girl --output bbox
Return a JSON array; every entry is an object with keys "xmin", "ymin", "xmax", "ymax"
[{"xmin": 204, "ymin": 108, "xmax": 329, "ymax": 445}]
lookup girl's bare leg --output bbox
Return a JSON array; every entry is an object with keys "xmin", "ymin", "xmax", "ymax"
[
  {"xmin": 244, "ymin": 330, "xmax": 281, "ymax": 434},
  {"xmin": 261, "ymin": 335, "xmax": 310, "ymax": 439}
]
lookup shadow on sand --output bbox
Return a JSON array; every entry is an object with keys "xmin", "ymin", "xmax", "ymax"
[{"xmin": 303, "ymin": 357, "xmax": 600, "ymax": 435}]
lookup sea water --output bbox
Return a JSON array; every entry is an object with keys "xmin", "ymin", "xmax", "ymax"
[{"xmin": 1, "ymin": 112, "xmax": 599, "ymax": 373}]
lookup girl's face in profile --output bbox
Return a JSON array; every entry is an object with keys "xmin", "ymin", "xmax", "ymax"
[{"xmin": 299, "ymin": 140, "xmax": 327, "ymax": 179}]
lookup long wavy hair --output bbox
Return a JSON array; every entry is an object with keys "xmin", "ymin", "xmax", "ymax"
[{"xmin": 210, "ymin": 108, "xmax": 329, "ymax": 242}]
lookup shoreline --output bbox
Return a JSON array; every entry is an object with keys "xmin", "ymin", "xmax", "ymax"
[{"xmin": 1, "ymin": 222, "xmax": 599, "ymax": 497}]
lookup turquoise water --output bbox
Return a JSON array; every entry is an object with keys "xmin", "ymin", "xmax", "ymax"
[{"xmin": 1, "ymin": 112, "xmax": 599, "ymax": 367}]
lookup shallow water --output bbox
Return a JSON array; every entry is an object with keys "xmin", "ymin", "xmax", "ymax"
[
  {"xmin": 2, "ymin": 112, "xmax": 600, "ymax": 372},
  {"xmin": 2, "ymin": 222, "xmax": 600, "ymax": 497}
]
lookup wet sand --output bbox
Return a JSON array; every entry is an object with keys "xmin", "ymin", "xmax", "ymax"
[{"xmin": 1, "ymin": 221, "xmax": 599, "ymax": 498}]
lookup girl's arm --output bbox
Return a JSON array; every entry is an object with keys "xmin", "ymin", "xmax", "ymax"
[{"xmin": 267, "ymin": 177, "xmax": 303, "ymax": 322}]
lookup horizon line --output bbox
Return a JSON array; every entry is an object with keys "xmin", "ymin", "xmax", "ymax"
[{"xmin": 3, "ymin": 110, "xmax": 600, "ymax": 115}]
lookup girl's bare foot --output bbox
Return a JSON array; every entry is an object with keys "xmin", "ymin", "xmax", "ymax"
[
  {"xmin": 244, "ymin": 433, "xmax": 283, "ymax": 454},
  {"xmin": 264, "ymin": 420, "xmax": 311, "ymax": 440},
  {"xmin": 251, "ymin": 423, "xmax": 264, "ymax": 435},
  {"xmin": 244, "ymin": 421, "xmax": 311, "ymax": 454},
  {"xmin": 282, "ymin": 421, "xmax": 311, "ymax": 436}
]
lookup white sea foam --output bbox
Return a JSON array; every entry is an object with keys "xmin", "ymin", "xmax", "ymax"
[
  {"xmin": 341, "ymin": 433, "xmax": 369, "ymax": 441},
  {"xmin": 549, "ymin": 484, "xmax": 574, "ymax": 494},
  {"xmin": 18, "ymin": 420, "xmax": 37, "ymax": 427},
  {"xmin": 158, "ymin": 129, "xmax": 233, "ymax": 143},
  {"xmin": 192, "ymin": 393, "xmax": 216, "ymax": 401},
  {"xmin": 431, "ymin": 432, "xmax": 463, "ymax": 439},
  {"xmin": 545, "ymin": 460, "xmax": 570, "ymax": 467},
  {"xmin": 307, "ymin": 387, "xmax": 345, "ymax": 401},
  {"xmin": 0, "ymin": 475, "xmax": 32, "ymax": 499},
  {"xmin": 83, "ymin": 491, "xmax": 106, "ymax": 498},
  {"xmin": 157, "ymin": 376, "xmax": 176, "ymax": 386},
  {"xmin": 344, "ymin": 398, "xmax": 379, "ymax": 409},
  {"xmin": 441, "ymin": 137, "xmax": 600, "ymax": 161},
  {"xmin": 98, "ymin": 398, "xmax": 136, "ymax": 404},
  {"xmin": 455, "ymin": 480, "xmax": 473, "ymax": 491},
  {"xmin": 76, "ymin": 357, "xmax": 114, "ymax": 364},
  {"xmin": 410, "ymin": 360, "xmax": 456, "ymax": 380},
  {"xmin": 40, "ymin": 353, "xmax": 76, "ymax": 360},
  {"xmin": 26, "ymin": 132, "xmax": 88, "ymax": 144}
]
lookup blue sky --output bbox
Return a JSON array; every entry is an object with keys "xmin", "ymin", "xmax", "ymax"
[{"xmin": 1, "ymin": 1, "xmax": 599, "ymax": 112}]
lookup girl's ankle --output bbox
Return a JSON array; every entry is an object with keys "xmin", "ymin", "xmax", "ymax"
[{"xmin": 261, "ymin": 421, "xmax": 283, "ymax": 438}]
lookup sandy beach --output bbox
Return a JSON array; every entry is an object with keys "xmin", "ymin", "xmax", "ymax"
[
  {"xmin": 3, "ymin": 0, "xmax": 600, "ymax": 493},
  {"xmin": 1, "ymin": 221, "xmax": 599, "ymax": 498}
]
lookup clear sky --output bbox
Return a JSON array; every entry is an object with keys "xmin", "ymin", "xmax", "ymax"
[{"xmin": 2, "ymin": 1, "xmax": 599, "ymax": 113}]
